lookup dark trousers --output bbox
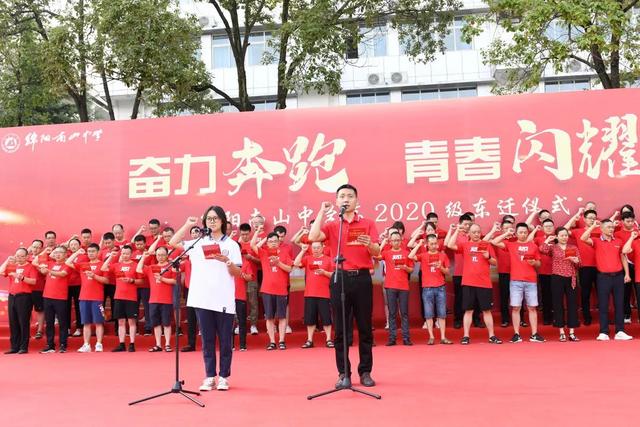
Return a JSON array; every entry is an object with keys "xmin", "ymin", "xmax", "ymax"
[
  {"xmin": 453, "ymin": 275, "xmax": 463, "ymax": 323},
  {"xmin": 579, "ymin": 266, "xmax": 598, "ymax": 322},
  {"xmin": 539, "ymin": 274, "xmax": 553, "ymax": 324},
  {"xmin": 235, "ymin": 299, "xmax": 247, "ymax": 348},
  {"xmin": 597, "ymin": 272, "xmax": 624, "ymax": 334},
  {"xmin": 386, "ymin": 288, "xmax": 409, "ymax": 341},
  {"xmin": 331, "ymin": 270, "xmax": 373, "ymax": 377},
  {"xmin": 9, "ymin": 293, "xmax": 33, "ymax": 351},
  {"xmin": 184, "ymin": 288, "xmax": 198, "ymax": 348},
  {"xmin": 44, "ymin": 298, "xmax": 69, "ymax": 348},
  {"xmin": 196, "ymin": 308, "xmax": 234, "ymax": 378},
  {"xmin": 137, "ymin": 288, "xmax": 151, "ymax": 332},
  {"xmin": 550, "ymin": 275, "xmax": 579, "ymax": 328},
  {"xmin": 418, "ymin": 270, "xmax": 426, "ymax": 320},
  {"xmin": 499, "ymin": 273, "xmax": 510, "ymax": 324},
  {"xmin": 624, "ymin": 264, "xmax": 636, "ymax": 318},
  {"xmin": 67, "ymin": 285, "xmax": 82, "ymax": 330}
]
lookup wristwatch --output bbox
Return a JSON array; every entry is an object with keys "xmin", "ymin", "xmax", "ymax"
[{"xmin": 226, "ymin": 260, "xmax": 233, "ymax": 266}]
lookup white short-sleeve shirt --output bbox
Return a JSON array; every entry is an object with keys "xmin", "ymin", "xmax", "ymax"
[{"xmin": 183, "ymin": 234, "xmax": 242, "ymax": 314}]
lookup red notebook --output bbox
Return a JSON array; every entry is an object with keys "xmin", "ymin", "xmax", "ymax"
[
  {"xmin": 202, "ymin": 244, "xmax": 221, "ymax": 259},
  {"xmin": 522, "ymin": 254, "xmax": 535, "ymax": 261},
  {"xmin": 477, "ymin": 241, "xmax": 489, "ymax": 251},
  {"xmin": 267, "ymin": 248, "xmax": 279, "ymax": 257},
  {"xmin": 427, "ymin": 254, "xmax": 440, "ymax": 265},
  {"xmin": 347, "ymin": 227, "xmax": 367, "ymax": 245},
  {"xmin": 564, "ymin": 247, "xmax": 577, "ymax": 258}
]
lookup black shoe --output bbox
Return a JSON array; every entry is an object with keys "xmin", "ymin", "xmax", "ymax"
[
  {"xmin": 112, "ymin": 343, "xmax": 126, "ymax": 352},
  {"xmin": 143, "ymin": 330, "xmax": 152, "ymax": 336},
  {"xmin": 128, "ymin": 343, "xmax": 136, "ymax": 352},
  {"xmin": 489, "ymin": 336, "xmax": 503, "ymax": 344},
  {"xmin": 530, "ymin": 333, "xmax": 546, "ymax": 343},
  {"xmin": 460, "ymin": 336, "xmax": 470, "ymax": 345},
  {"xmin": 59, "ymin": 345, "xmax": 67, "ymax": 353},
  {"xmin": 385, "ymin": 340, "xmax": 396, "ymax": 346},
  {"xmin": 402, "ymin": 340, "xmax": 414, "ymax": 346},
  {"xmin": 360, "ymin": 372, "xmax": 375, "ymax": 387},
  {"xmin": 510, "ymin": 333, "xmax": 522, "ymax": 343},
  {"xmin": 500, "ymin": 321, "xmax": 509, "ymax": 328},
  {"xmin": 520, "ymin": 321, "xmax": 529, "ymax": 327},
  {"xmin": 453, "ymin": 321, "xmax": 462, "ymax": 329},
  {"xmin": 40, "ymin": 346, "xmax": 55, "ymax": 353},
  {"xmin": 17, "ymin": 349, "xmax": 28, "ymax": 354},
  {"xmin": 4, "ymin": 349, "xmax": 18, "ymax": 354},
  {"xmin": 180, "ymin": 345, "xmax": 195, "ymax": 352},
  {"xmin": 335, "ymin": 374, "xmax": 351, "ymax": 389}
]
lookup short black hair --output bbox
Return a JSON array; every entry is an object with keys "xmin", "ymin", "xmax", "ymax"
[
  {"xmin": 69, "ymin": 238, "xmax": 81, "ymax": 246},
  {"xmin": 121, "ymin": 244, "xmax": 133, "ymax": 252},
  {"xmin": 274, "ymin": 225, "xmax": 287, "ymax": 235},
  {"xmin": 44, "ymin": 231, "xmax": 56, "ymax": 238},
  {"xmin": 426, "ymin": 212, "xmax": 438, "ymax": 220},
  {"xmin": 459, "ymin": 214, "xmax": 473, "ymax": 223},
  {"xmin": 501, "ymin": 220, "xmax": 514, "ymax": 226},
  {"xmin": 389, "ymin": 231, "xmax": 402, "ymax": 239},
  {"xmin": 621, "ymin": 204, "xmax": 635, "ymax": 214},
  {"xmin": 103, "ymin": 232, "xmax": 115, "ymax": 241},
  {"xmin": 87, "ymin": 243, "xmax": 100, "ymax": 251},
  {"xmin": 149, "ymin": 219, "xmax": 161, "ymax": 226},
  {"xmin": 583, "ymin": 209, "xmax": 597, "ymax": 218},
  {"xmin": 133, "ymin": 235, "xmax": 146, "ymax": 243},
  {"xmin": 601, "ymin": 219, "xmax": 613, "ymax": 226},
  {"xmin": 502, "ymin": 214, "xmax": 516, "ymax": 223},
  {"xmin": 336, "ymin": 184, "xmax": 358, "ymax": 197},
  {"xmin": 424, "ymin": 221, "xmax": 436, "ymax": 231},
  {"xmin": 81, "ymin": 228, "xmax": 92, "ymax": 235},
  {"xmin": 32, "ymin": 239, "xmax": 43, "ymax": 246},
  {"xmin": 16, "ymin": 247, "xmax": 28, "ymax": 256},
  {"xmin": 555, "ymin": 227, "xmax": 569, "ymax": 236},
  {"xmin": 189, "ymin": 226, "xmax": 201, "ymax": 234},
  {"xmin": 542, "ymin": 219, "xmax": 554, "ymax": 226},
  {"xmin": 112, "ymin": 224, "xmax": 124, "ymax": 231},
  {"xmin": 163, "ymin": 227, "xmax": 175, "ymax": 234},
  {"xmin": 266, "ymin": 232, "xmax": 279, "ymax": 240},
  {"xmin": 391, "ymin": 221, "xmax": 405, "ymax": 233},
  {"xmin": 426, "ymin": 234, "xmax": 438, "ymax": 241},
  {"xmin": 515, "ymin": 222, "xmax": 529, "ymax": 231},
  {"xmin": 239, "ymin": 223, "xmax": 251, "ymax": 232},
  {"xmin": 538, "ymin": 209, "xmax": 550, "ymax": 217},
  {"xmin": 156, "ymin": 246, "xmax": 169, "ymax": 254},
  {"xmin": 621, "ymin": 211, "xmax": 636, "ymax": 220}
]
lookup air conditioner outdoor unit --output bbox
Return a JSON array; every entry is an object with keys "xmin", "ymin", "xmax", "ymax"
[
  {"xmin": 198, "ymin": 16, "xmax": 217, "ymax": 29},
  {"xmin": 389, "ymin": 72, "xmax": 407, "ymax": 84},
  {"xmin": 565, "ymin": 59, "xmax": 589, "ymax": 73},
  {"xmin": 367, "ymin": 73, "xmax": 383, "ymax": 85}
]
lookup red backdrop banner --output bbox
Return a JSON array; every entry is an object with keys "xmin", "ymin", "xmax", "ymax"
[{"xmin": 1, "ymin": 89, "xmax": 639, "ymax": 323}]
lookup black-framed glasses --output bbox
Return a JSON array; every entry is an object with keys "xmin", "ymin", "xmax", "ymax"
[{"xmin": 205, "ymin": 216, "xmax": 221, "ymax": 222}]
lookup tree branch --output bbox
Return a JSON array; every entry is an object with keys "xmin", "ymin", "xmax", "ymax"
[{"xmin": 192, "ymin": 82, "xmax": 241, "ymax": 110}]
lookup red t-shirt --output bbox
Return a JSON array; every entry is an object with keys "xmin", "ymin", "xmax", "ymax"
[
  {"xmin": 234, "ymin": 262, "xmax": 254, "ymax": 301},
  {"xmin": 534, "ymin": 236, "xmax": 553, "ymax": 275},
  {"xmin": 418, "ymin": 252, "xmax": 449, "ymax": 288},
  {"xmin": 452, "ymin": 233, "xmax": 469, "ymax": 277},
  {"xmin": 131, "ymin": 249, "xmax": 153, "ymax": 288},
  {"xmin": 258, "ymin": 247, "xmax": 291, "ymax": 296},
  {"xmin": 99, "ymin": 248, "xmax": 117, "ymax": 283},
  {"xmin": 29, "ymin": 254, "xmax": 48, "ymax": 291},
  {"xmin": 630, "ymin": 240, "xmax": 640, "ymax": 281},
  {"xmin": 144, "ymin": 264, "xmax": 176, "ymax": 304},
  {"xmin": 495, "ymin": 237, "xmax": 515, "ymax": 274},
  {"xmin": 3, "ymin": 263, "xmax": 37, "ymax": 295},
  {"xmin": 592, "ymin": 237, "xmax": 624, "ymax": 273},
  {"xmin": 180, "ymin": 259, "xmax": 191, "ymax": 289},
  {"xmin": 74, "ymin": 260, "xmax": 105, "ymax": 301},
  {"xmin": 109, "ymin": 262, "xmax": 138, "ymax": 301},
  {"xmin": 505, "ymin": 241, "xmax": 540, "ymax": 282},
  {"xmin": 615, "ymin": 228, "xmax": 638, "ymax": 261},
  {"xmin": 458, "ymin": 241, "xmax": 496, "ymax": 288},
  {"xmin": 301, "ymin": 255, "xmax": 333, "ymax": 298},
  {"xmin": 320, "ymin": 215, "xmax": 378, "ymax": 270},
  {"xmin": 238, "ymin": 241, "xmax": 258, "ymax": 277},
  {"xmin": 66, "ymin": 251, "xmax": 86, "ymax": 286},
  {"xmin": 43, "ymin": 262, "xmax": 71, "ymax": 300},
  {"xmin": 114, "ymin": 239, "xmax": 130, "ymax": 249},
  {"xmin": 570, "ymin": 228, "xmax": 599, "ymax": 267},
  {"xmin": 382, "ymin": 249, "xmax": 413, "ymax": 291}
]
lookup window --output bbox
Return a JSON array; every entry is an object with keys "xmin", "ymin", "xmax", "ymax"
[
  {"xmin": 346, "ymin": 92, "xmax": 390, "ymax": 105},
  {"xmin": 401, "ymin": 86, "xmax": 477, "ymax": 102},
  {"xmin": 219, "ymin": 99, "xmax": 277, "ymax": 112},
  {"xmin": 545, "ymin": 79, "xmax": 590, "ymax": 93},
  {"xmin": 212, "ymin": 35, "xmax": 234, "ymax": 69},
  {"xmin": 443, "ymin": 17, "xmax": 472, "ymax": 51},
  {"xmin": 356, "ymin": 25, "xmax": 387, "ymax": 58},
  {"xmin": 248, "ymin": 32, "xmax": 273, "ymax": 66}
]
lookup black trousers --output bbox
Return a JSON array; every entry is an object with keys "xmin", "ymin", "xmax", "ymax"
[
  {"xmin": 9, "ymin": 293, "xmax": 33, "ymax": 351},
  {"xmin": 453, "ymin": 275, "xmax": 464, "ymax": 323},
  {"xmin": 539, "ymin": 274, "xmax": 553, "ymax": 323},
  {"xmin": 67, "ymin": 285, "xmax": 82, "ymax": 329},
  {"xmin": 44, "ymin": 297, "xmax": 69, "ymax": 348},
  {"xmin": 235, "ymin": 299, "xmax": 247, "ymax": 348},
  {"xmin": 597, "ymin": 272, "xmax": 624, "ymax": 334},
  {"xmin": 331, "ymin": 270, "xmax": 373, "ymax": 377},
  {"xmin": 624, "ymin": 264, "xmax": 636, "ymax": 318},
  {"xmin": 184, "ymin": 288, "xmax": 198, "ymax": 348},
  {"xmin": 550, "ymin": 275, "xmax": 579, "ymax": 328},
  {"xmin": 498, "ymin": 273, "xmax": 510, "ymax": 324},
  {"xmin": 196, "ymin": 308, "xmax": 234, "ymax": 378},
  {"xmin": 386, "ymin": 289, "xmax": 409, "ymax": 341},
  {"xmin": 579, "ymin": 266, "xmax": 598, "ymax": 322}
]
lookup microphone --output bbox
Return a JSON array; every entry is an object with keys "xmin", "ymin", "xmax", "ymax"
[
  {"xmin": 201, "ymin": 227, "xmax": 212, "ymax": 237},
  {"xmin": 339, "ymin": 204, "xmax": 349, "ymax": 216}
]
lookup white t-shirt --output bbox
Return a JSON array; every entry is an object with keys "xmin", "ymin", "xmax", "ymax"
[{"xmin": 184, "ymin": 234, "xmax": 242, "ymax": 314}]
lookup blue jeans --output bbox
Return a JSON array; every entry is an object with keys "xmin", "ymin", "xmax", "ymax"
[
  {"xmin": 422, "ymin": 286, "xmax": 446, "ymax": 318},
  {"xmin": 386, "ymin": 288, "xmax": 410, "ymax": 341}
]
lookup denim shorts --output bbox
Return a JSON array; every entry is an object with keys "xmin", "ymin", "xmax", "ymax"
[
  {"xmin": 422, "ymin": 286, "xmax": 446, "ymax": 319},
  {"xmin": 510, "ymin": 280, "xmax": 538, "ymax": 307}
]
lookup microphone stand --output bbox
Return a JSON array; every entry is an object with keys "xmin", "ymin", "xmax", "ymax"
[
  {"xmin": 307, "ymin": 207, "xmax": 381, "ymax": 400},
  {"xmin": 129, "ymin": 231, "xmax": 209, "ymax": 407}
]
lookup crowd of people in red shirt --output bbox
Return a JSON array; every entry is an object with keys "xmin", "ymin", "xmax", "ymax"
[{"xmin": 3, "ymin": 200, "xmax": 638, "ymax": 355}]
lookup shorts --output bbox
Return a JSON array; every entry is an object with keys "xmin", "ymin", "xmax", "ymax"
[
  {"xmin": 79, "ymin": 300, "xmax": 105, "ymax": 324},
  {"xmin": 422, "ymin": 285, "xmax": 446, "ymax": 319},
  {"xmin": 149, "ymin": 303, "xmax": 173, "ymax": 327},
  {"xmin": 112, "ymin": 299, "xmax": 138, "ymax": 320},
  {"xmin": 462, "ymin": 285, "xmax": 493, "ymax": 311},
  {"xmin": 303, "ymin": 297, "xmax": 332, "ymax": 326},
  {"xmin": 31, "ymin": 291, "xmax": 44, "ymax": 312},
  {"xmin": 510, "ymin": 280, "xmax": 538, "ymax": 307},
  {"xmin": 262, "ymin": 293, "xmax": 287, "ymax": 319}
]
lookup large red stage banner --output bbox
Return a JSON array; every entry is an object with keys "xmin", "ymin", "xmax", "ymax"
[{"xmin": 0, "ymin": 89, "xmax": 638, "ymax": 322}]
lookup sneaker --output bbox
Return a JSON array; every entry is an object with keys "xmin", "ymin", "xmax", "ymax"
[
  {"xmin": 510, "ymin": 333, "xmax": 522, "ymax": 343},
  {"xmin": 530, "ymin": 333, "xmax": 546, "ymax": 343},
  {"xmin": 77, "ymin": 343, "xmax": 91, "ymax": 353},
  {"xmin": 95, "ymin": 343, "xmax": 103, "ymax": 352},
  {"xmin": 250, "ymin": 325, "xmax": 258, "ymax": 335},
  {"xmin": 199, "ymin": 377, "xmax": 215, "ymax": 391},
  {"xmin": 520, "ymin": 321, "xmax": 528, "ymax": 327},
  {"xmin": 72, "ymin": 329, "xmax": 82, "ymax": 337},
  {"xmin": 239, "ymin": 346, "xmax": 247, "ymax": 352},
  {"xmin": 40, "ymin": 346, "xmax": 55, "ymax": 353},
  {"xmin": 434, "ymin": 319, "xmax": 440, "ymax": 328},
  {"xmin": 34, "ymin": 331, "xmax": 43, "ymax": 339},
  {"xmin": 624, "ymin": 318, "xmax": 632, "ymax": 324},
  {"xmin": 489, "ymin": 336, "xmax": 503, "ymax": 344},
  {"xmin": 384, "ymin": 322, "xmax": 389, "ymax": 330},
  {"xmin": 128, "ymin": 343, "xmax": 136, "ymax": 352},
  {"xmin": 112, "ymin": 343, "xmax": 126, "ymax": 352},
  {"xmin": 614, "ymin": 331, "xmax": 633, "ymax": 340},
  {"xmin": 460, "ymin": 336, "xmax": 470, "ymax": 345},
  {"xmin": 59, "ymin": 345, "xmax": 67, "ymax": 353},
  {"xmin": 422, "ymin": 320, "xmax": 428, "ymax": 330},
  {"xmin": 234, "ymin": 326, "xmax": 239, "ymax": 335},
  {"xmin": 286, "ymin": 326, "xmax": 292, "ymax": 334},
  {"xmin": 596, "ymin": 333, "xmax": 610, "ymax": 341},
  {"xmin": 216, "ymin": 377, "xmax": 229, "ymax": 391}
]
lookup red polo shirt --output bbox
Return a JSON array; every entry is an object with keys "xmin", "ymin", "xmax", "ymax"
[
  {"xmin": 321, "ymin": 214, "xmax": 378, "ymax": 270},
  {"xmin": 630, "ymin": 240, "xmax": 640, "ymax": 281},
  {"xmin": 534, "ymin": 236, "xmax": 553, "ymax": 275},
  {"xmin": 43, "ymin": 262, "xmax": 71, "ymax": 300},
  {"xmin": 458, "ymin": 241, "xmax": 496, "ymax": 289},
  {"xmin": 234, "ymin": 262, "xmax": 254, "ymax": 301},
  {"xmin": 418, "ymin": 252, "xmax": 449, "ymax": 287},
  {"xmin": 3, "ymin": 263, "xmax": 37, "ymax": 295},
  {"xmin": 452, "ymin": 233, "xmax": 469, "ymax": 277},
  {"xmin": 109, "ymin": 261, "xmax": 138, "ymax": 301},
  {"xmin": 592, "ymin": 236, "xmax": 624, "ymax": 273}
]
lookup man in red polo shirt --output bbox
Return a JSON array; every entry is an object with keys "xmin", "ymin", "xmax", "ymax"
[
  {"xmin": 1, "ymin": 248, "xmax": 38, "ymax": 354},
  {"xmin": 482, "ymin": 220, "xmax": 516, "ymax": 328},
  {"xmin": 309, "ymin": 184, "xmax": 380, "ymax": 388},
  {"xmin": 448, "ymin": 224, "xmax": 502, "ymax": 345},
  {"xmin": 251, "ymin": 230, "xmax": 293, "ymax": 350},
  {"xmin": 582, "ymin": 219, "xmax": 632, "ymax": 340},
  {"xmin": 28, "ymin": 239, "xmax": 46, "ymax": 340},
  {"xmin": 534, "ymin": 219, "xmax": 555, "ymax": 326},
  {"xmin": 381, "ymin": 232, "xmax": 414, "ymax": 346},
  {"xmin": 233, "ymin": 258, "xmax": 253, "ymax": 351},
  {"xmin": 444, "ymin": 214, "xmax": 475, "ymax": 329},
  {"xmin": 615, "ymin": 211, "xmax": 639, "ymax": 323},
  {"xmin": 623, "ymin": 229, "xmax": 640, "ymax": 325}
]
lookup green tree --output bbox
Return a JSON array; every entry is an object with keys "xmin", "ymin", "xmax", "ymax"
[{"xmin": 464, "ymin": 0, "xmax": 640, "ymax": 93}]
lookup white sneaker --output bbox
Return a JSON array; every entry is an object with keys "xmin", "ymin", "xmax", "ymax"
[
  {"xmin": 434, "ymin": 319, "xmax": 440, "ymax": 328},
  {"xmin": 95, "ymin": 343, "xmax": 103, "ymax": 352},
  {"xmin": 422, "ymin": 321, "xmax": 428, "ymax": 330},
  {"xmin": 384, "ymin": 322, "xmax": 389, "ymax": 330},
  {"xmin": 615, "ymin": 331, "xmax": 633, "ymax": 340},
  {"xmin": 199, "ymin": 377, "xmax": 215, "ymax": 391},
  {"xmin": 286, "ymin": 326, "xmax": 292, "ymax": 334},
  {"xmin": 596, "ymin": 333, "xmax": 610, "ymax": 341},
  {"xmin": 216, "ymin": 376, "xmax": 229, "ymax": 391},
  {"xmin": 250, "ymin": 325, "xmax": 258, "ymax": 335},
  {"xmin": 77, "ymin": 343, "xmax": 91, "ymax": 353},
  {"xmin": 234, "ymin": 326, "xmax": 239, "ymax": 335},
  {"xmin": 624, "ymin": 318, "xmax": 632, "ymax": 324}
]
